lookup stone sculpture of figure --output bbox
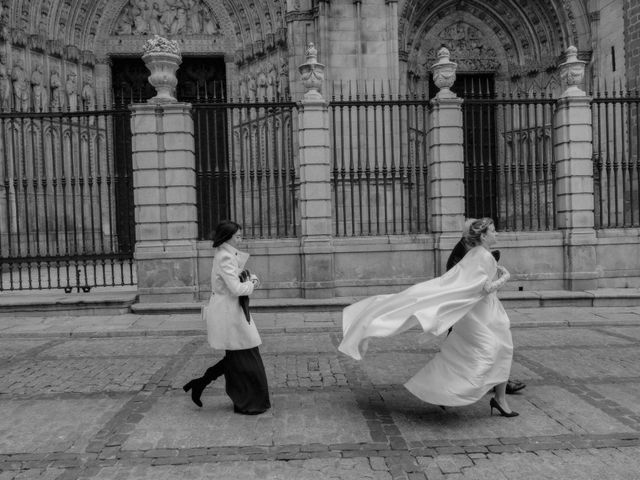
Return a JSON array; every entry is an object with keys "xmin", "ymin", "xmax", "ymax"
[
  {"xmin": 185, "ymin": 0, "xmax": 202, "ymax": 34},
  {"xmin": 0, "ymin": 52, "xmax": 11, "ymax": 110},
  {"xmin": 266, "ymin": 63, "xmax": 276, "ymax": 100},
  {"xmin": 0, "ymin": 4, "xmax": 10, "ymax": 40},
  {"xmin": 66, "ymin": 72, "xmax": 78, "ymax": 111},
  {"xmin": 202, "ymin": 9, "xmax": 219, "ymax": 35},
  {"xmin": 132, "ymin": 0, "xmax": 149, "ymax": 34},
  {"xmin": 11, "ymin": 58, "xmax": 29, "ymax": 112},
  {"xmin": 148, "ymin": 3, "xmax": 164, "ymax": 35},
  {"xmin": 31, "ymin": 62, "xmax": 47, "ymax": 111},
  {"xmin": 160, "ymin": 0, "xmax": 178, "ymax": 31},
  {"xmin": 257, "ymin": 69, "xmax": 268, "ymax": 100},
  {"xmin": 171, "ymin": 8, "xmax": 187, "ymax": 35},
  {"xmin": 116, "ymin": 5, "xmax": 134, "ymax": 35},
  {"xmin": 50, "ymin": 67, "xmax": 62, "ymax": 109},
  {"xmin": 81, "ymin": 75, "xmax": 95, "ymax": 111},
  {"xmin": 247, "ymin": 74, "xmax": 257, "ymax": 102}
]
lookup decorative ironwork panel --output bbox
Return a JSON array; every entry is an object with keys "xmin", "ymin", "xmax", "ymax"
[
  {"xmin": 192, "ymin": 97, "xmax": 299, "ymax": 240},
  {"xmin": 592, "ymin": 89, "xmax": 640, "ymax": 229},
  {"xmin": 0, "ymin": 108, "xmax": 135, "ymax": 291},
  {"xmin": 461, "ymin": 77, "xmax": 557, "ymax": 231},
  {"xmin": 329, "ymin": 83, "xmax": 430, "ymax": 236}
]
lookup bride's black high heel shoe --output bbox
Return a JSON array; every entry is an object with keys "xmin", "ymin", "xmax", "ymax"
[
  {"xmin": 183, "ymin": 379, "xmax": 205, "ymax": 408},
  {"xmin": 490, "ymin": 397, "xmax": 519, "ymax": 417}
]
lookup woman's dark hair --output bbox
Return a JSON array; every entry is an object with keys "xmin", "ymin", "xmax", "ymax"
[
  {"xmin": 463, "ymin": 217, "xmax": 494, "ymax": 248},
  {"xmin": 212, "ymin": 220, "xmax": 241, "ymax": 247}
]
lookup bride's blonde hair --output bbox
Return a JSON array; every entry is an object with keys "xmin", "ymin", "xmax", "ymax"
[{"xmin": 463, "ymin": 217, "xmax": 494, "ymax": 248}]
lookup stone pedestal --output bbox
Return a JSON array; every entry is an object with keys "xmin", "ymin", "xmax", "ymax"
[
  {"xmin": 555, "ymin": 95, "xmax": 598, "ymax": 290},
  {"xmin": 130, "ymin": 103, "xmax": 199, "ymax": 302},
  {"xmin": 428, "ymin": 96, "xmax": 465, "ymax": 274},
  {"xmin": 298, "ymin": 98, "xmax": 334, "ymax": 298}
]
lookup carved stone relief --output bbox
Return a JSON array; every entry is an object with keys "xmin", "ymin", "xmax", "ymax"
[
  {"xmin": 113, "ymin": 0, "xmax": 221, "ymax": 36},
  {"xmin": 237, "ymin": 58, "xmax": 288, "ymax": 100},
  {"xmin": 431, "ymin": 22, "xmax": 500, "ymax": 72}
]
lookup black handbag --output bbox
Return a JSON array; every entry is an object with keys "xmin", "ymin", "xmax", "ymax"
[{"xmin": 238, "ymin": 269, "xmax": 251, "ymax": 324}]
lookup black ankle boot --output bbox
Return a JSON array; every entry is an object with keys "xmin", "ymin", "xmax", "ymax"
[
  {"xmin": 183, "ymin": 378, "xmax": 206, "ymax": 407},
  {"xmin": 182, "ymin": 361, "xmax": 225, "ymax": 408}
]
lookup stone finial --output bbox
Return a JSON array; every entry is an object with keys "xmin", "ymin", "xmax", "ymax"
[
  {"xmin": 298, "ymin": 42, "xmax": 326, "ymax": 100},
  {"xmin": 142, "ymin": 35, "xmax": 181, "ymax": 56},
  {"xmin": 559, "ymin": 45, "xmax": 586, "ymax": 98},
  {"xmin": 305, "ymin": 42, "xmax": 318, "ymax": 63},
  {"xmin": 431, "ymin": 47, "xmax": 458, "ymax": 99},
  {"xmin": 141, "ymin": 35, "xmax": 182, "ymax": 103}
]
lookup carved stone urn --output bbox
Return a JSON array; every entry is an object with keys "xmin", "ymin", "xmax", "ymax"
[
  {"xmin": 558, "ymin": 46, "xmax": 586, "ymax": 97},
  {"xmin": 141, "ymin": 35, "xmax": 182, "ymax": 103},
  {"xmin": 298, "ymin": 43, "xmax": 326, "ymax": 100},
  {"xmin": 431, "ymin": 47, "xmax": 458, "ymax": 99}
]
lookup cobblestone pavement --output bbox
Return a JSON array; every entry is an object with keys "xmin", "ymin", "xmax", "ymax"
[{"xmin": 1, "ymin": 309, "xmax": 640, "ymax": 479}]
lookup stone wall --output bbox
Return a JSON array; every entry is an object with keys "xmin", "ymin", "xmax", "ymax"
[
  {"xmin": 625, "ymin": 0, "xmax": 640, "ymax": 90},
  {"xmin": 193, "ymin": 229, "xmax": 640, "ymax": 299}
]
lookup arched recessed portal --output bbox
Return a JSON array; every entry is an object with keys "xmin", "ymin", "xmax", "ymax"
[{"xmin": 401, "ymin": 0, "xmax": 590, "ymax": 225}]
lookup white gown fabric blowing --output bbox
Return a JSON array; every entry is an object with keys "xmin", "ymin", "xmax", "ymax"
[{"xmin": 338, "ymin": 246, "xmax": 513, "ymax": 406}]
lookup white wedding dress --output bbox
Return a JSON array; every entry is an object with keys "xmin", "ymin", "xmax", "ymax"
[{"xmin": 338, "ymin": 246, "xmax": 513, "ymax": 406}]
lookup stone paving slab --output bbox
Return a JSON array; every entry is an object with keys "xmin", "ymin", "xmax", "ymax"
[
  {"xmin": 0, "ymin": 357, "xmax": 168, "ymax": 395},
  {"xmin": 382, "ymin": 384, "xmax": 636, "ymax": 444},
  {"xmin": 588, "ymin": 382, "xmax": 640, "ymax": 417},
  {"xmin": 83, "ymin": 458, "xmax": 391, "ymax": 480},
  {"xmin": 519, "ymin": 346, "xmax": 640, "ymax": 379},
  {"xmin": 0, "ymin": 339, "xmax": 52, "ymax": 359},
  {"xmin": 37, "ymin": 336, "xmax": 196, "ymax": 358},
  {"xmin": 0, "ymin": 397, "xmax": 130, "ymax": 454},
  {"xmin": 415, "ymin": 447, "xmax": 640, "ymax": 479},
  {"xmin": 511, "ymin": 327, "xmax": 635, "ymax": 348},
  {"xmin": 599, "ymin": 325, "xmax": 640, "ymax": 341},
  {"xmin": 122, "ymin": 392, "xmax": 372, "ymax": 450},
  {"xmin": 0, "ymin": 468, "xmax": 66, "ymax": 480}
]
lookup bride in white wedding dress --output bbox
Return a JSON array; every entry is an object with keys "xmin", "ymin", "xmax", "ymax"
[{"xmin": 339, "ymin": 218, "xmax": 518, "ymax": 417}]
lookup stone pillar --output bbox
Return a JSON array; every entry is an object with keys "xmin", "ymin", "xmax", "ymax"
[
  {"xmin": 132, "ymin": 36, "xmax": 199, "ymax": 303},
  {"xmin": 555, "ymin": 46, "xmax": 598, "ymax": 290},
  {"xmin": 298, "ymin": 43, "xmax": 334, "ymax": 298},
  {"xmin": 429, "ymin": 48, "xmax": 465, "ymax": 274}
]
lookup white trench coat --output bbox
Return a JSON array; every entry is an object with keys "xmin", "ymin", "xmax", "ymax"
[{"xmin": 204, "ymin": 242, "xmax": 262, "ymax": 350}]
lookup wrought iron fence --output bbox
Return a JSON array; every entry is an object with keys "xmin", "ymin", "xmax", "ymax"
[
  {"xmin": 0, "ymin": 106, "xmax": 135, "ymax": 291},
  {"xmin": 462, "ymin": 88, "xmax": 557, "ymax": 231},
  {"xmin": 329, "ymin": 83, "xmax": 430, "ymax": 236},
  {"xmin": 592, "ymin": 89, "xmax": 640, "ymax": 228},
  {"xmin": 191, "ymin": 93, "xmax": 299, "ymax": 239}
]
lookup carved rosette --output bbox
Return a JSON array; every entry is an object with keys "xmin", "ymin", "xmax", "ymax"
[
  {"xmin": 141, "ymin": 35, "xmax": 182, "ymax": 103},
  {"xmin": 431, "ymin": 47, "xmax": 458, "ymax": 98},
  {"xmin": 298, "ymin": 43, "xmax": 325, "ymax": 100},
  {"xmin": 558, "ymin": 46, "xmax": 586, "ymax": 97}
]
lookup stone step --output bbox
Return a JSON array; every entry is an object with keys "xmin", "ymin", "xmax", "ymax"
[{"xmin": 1, "ymin": 288, "xmax": 640, "ymax": 317}]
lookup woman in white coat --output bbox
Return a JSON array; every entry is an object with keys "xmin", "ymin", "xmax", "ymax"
[
  {"xmin": 339, "ymin": 218, "xmax": 518, "ymax": 417},
  {"xmin": 183, "ymin": 221, "xmax": 270, "ymax": 414}
]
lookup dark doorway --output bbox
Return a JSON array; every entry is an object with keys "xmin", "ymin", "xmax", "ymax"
[
  {"xmin": 429, "ymin": 73, "xmax": 498, "ymax": 223},
  {"xmin": 111, "ymin": 56, "xmax": 227, "ymax": 103},
  {"xmin": 111, "ymin": 57, "xmax": 229, "ymax": 240}
]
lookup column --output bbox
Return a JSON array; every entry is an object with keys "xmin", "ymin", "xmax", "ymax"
[
  {"xmin": 429, "ymin": 48, "xmax": 465, "ymax": 274},
  {"xmin": 298, "ymin": 43, "xmax": 334, "ymax": 298},
  {"xmin": 554, "ymin": 46, "xmax": 598, "ymax": 290},
  {"xmin": 132, "ymin": 36, "xmax": 199, "ymax": 303}
]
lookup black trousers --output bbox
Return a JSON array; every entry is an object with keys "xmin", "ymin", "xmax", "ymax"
[{"xmin": 204, "ymin": 347, "xmax": 271, "ymax": 414}]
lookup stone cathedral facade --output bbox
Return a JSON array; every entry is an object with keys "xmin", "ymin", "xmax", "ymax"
[
  {"xmin": 0, "ymin": 0, "xmax": 634, "ymax": 110},
  {"xmin": 1, "ymin": 0, "xmax": 639, "ymax": 298}
]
